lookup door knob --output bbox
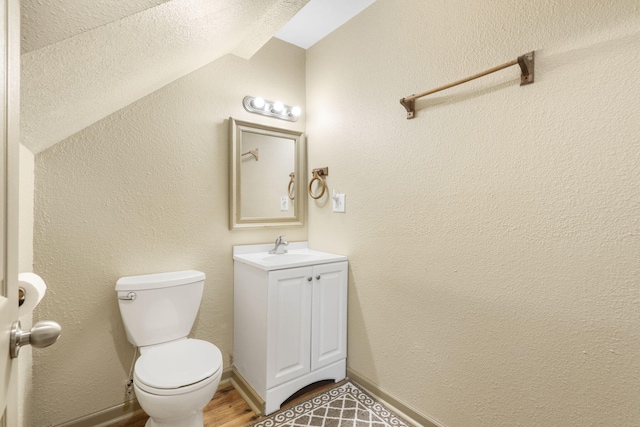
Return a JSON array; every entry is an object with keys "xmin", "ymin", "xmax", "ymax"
[{"xmin": 10, "ymin": 320, "xmax": 61, "ymax": 359}]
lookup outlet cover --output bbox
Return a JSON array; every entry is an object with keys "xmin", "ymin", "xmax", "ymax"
[{"xmin": 280, "ymin": 195, "xmax": 289, "ymax": 211}]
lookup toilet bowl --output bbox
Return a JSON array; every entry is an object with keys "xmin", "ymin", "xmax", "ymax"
[
  {"xmin": 134, "ymin": 339, "xmax": 222, "ymax": 427},
  {"xmin": 116, "ymin": 270, "xmax": 222, "ymax": 427}
]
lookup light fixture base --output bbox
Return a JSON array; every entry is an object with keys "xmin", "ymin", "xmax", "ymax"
[{"xmin": 243, "ymin": 96, "xmax": 300, "ymax": 122}]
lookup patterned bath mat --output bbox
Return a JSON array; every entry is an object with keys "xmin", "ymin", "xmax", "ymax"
[{"xmin": 248, "ymin": 381, "xmax": 411, "ymax": 427}]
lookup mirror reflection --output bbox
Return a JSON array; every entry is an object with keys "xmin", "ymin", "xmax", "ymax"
[{"xmin": 229, "ymin": 118, "xmax": 305, "ymax": 230}]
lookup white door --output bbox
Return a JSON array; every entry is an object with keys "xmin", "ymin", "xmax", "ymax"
[
  {"xmin": 0, "ymin": 0, "xmax": 20, "ymax": 425},
  {"xmin": 311, "ymin": 261, "xmax": 348, "ymax": 371},
  {"xmin": 266, "ymin": 266, "xmax": 312, "ymax": 388}
]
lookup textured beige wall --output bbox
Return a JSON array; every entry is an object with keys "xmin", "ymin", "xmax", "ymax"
[
  {"xmin": 306, "ymin": 1, "xmax": 640, "ymax": 426},
  {"xmin": 18, "ymin": 144, "xmax": 34, "ymax": 427},
  {"xmin": 32, "ymin": 38, "xmax": 306, "ymax": 425}
]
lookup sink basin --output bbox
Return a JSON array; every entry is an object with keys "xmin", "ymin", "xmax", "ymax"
[{"xmin": 233, "ymin": 242, "xmax": 347, "ymax": 271}]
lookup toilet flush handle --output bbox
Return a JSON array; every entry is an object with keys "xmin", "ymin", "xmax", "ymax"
[{"xmin": 118, "ymin": 292, "xmax": 136, "ymax": 301}]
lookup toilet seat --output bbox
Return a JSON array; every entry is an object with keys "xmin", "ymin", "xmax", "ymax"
[{"xmin": 134, "ymin": 339, "xmax": 222, "ymax": 396}]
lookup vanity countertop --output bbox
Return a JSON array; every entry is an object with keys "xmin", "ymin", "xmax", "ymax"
[{"xmin": 233, "ymin": 242, "xmax": 347, "ymax": 271}]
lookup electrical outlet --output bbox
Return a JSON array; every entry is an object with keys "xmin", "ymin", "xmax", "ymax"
[
  {"xmin": 125, "ymin": 379, "xmax": 134, "ymax": 398},
  {"xmin": 280, "ymin": 195, "xmax": 289, "ymax": 211}
]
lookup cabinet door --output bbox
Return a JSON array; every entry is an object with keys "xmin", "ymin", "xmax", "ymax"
[
  {"xmin": 311, "ymin": 261, "xmax": 348, "ymax": 371},
  {"xmin": 266, "ymin": 266, "xmax": 312, "ymax": 389}
]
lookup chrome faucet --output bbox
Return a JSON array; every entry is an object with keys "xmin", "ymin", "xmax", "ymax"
[{"xmin": 269, "ymin": 235, "xmax": 289, "ymax": 254}]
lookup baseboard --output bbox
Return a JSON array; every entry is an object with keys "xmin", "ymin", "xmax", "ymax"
[
  {"xmin": 347, "ymin": 368, "xmax": 445, "ymax": 427},
  {"xmin": 53, "ymin": 400, "xmax": 144, "ymax": 427},
  {"xmin": 230, "ymin": 367, "xmax": 265, "ymax": 416},
  {"xmin": 54, "ymin": 368, "xmax": 233, "ymax": 427}
]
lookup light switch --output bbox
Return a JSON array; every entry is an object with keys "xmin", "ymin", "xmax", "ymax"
[
  {"xmin": 332, "ymin": 193, "xmax": 346, "ymax": 213},
  {"xmin": 280, "ymin": 195, "xmax": 289, "ymax": 211}
]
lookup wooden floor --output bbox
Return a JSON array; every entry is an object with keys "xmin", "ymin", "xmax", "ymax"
[{"xmin": 109, "ymin": 380, "xmax": 344, "ymax": 427}]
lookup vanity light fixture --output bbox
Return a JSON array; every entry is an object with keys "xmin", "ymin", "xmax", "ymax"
[{"xmin": 243, "ymin": 96, "xmax": 301, "ymax": 122}]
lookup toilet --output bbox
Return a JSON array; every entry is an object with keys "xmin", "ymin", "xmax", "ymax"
[{"xmin": 116, "ymin": 270, "xmax": 222, "ymax": 427}]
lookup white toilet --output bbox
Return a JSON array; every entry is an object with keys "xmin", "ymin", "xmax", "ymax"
[{"xmin": 116, "ymin": 270, "xmax": 222, "ymax": 427}]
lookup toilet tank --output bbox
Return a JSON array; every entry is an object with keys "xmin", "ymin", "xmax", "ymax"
[{"xmin": 116, "ymin": 270, "xmax": 205, "ymax": 347}]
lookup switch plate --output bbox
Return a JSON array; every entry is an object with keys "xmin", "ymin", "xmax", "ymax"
[
  {"xmin": 332, "ymin": 193, "xmax": 346, "ymax": 212},
  {"xmin": 280, "ymin": 196, "xmax": 289, "ymax": 211}
]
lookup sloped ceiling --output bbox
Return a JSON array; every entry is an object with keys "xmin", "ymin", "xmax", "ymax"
[{"xmin": 20, "ymin": 0, "xmax": 309, "ymax": 154}]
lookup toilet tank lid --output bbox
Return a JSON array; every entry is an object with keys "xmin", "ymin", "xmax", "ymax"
[{"xmin": 116, "ymin": 270, "xmax": 205, "ymax": 291}]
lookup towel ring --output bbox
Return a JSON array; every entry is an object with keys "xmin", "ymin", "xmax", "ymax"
[
  {"xmin": 308, "ymin": 170, "xmax": 327, "ymax": 199},
  {"xmin": 287, "ymin": 172, "xmax": 295, "ymax": 200}
]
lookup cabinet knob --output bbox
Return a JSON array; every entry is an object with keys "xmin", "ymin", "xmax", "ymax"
[
  {"xmin": 316, "ymin": 275, "xmax": 321, "ymax": 280},
  {"xmin": 307, "ymin": 277, "xmax": 312, "ymax": 282}
]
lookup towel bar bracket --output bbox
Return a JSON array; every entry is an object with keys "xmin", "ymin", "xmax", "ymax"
[
  {"xmin": 518, "ymin": 51, "xmax": 535, "ymax": 85},
  {"xmin": 312, "ymin": 167, "xmax": 328, "ymax": 177},
  {"xmin": 399, "ymin": 98, "xmax": 415, "ymax": 119}
]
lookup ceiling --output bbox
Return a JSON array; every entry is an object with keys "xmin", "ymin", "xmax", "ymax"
[
  {"xmin": 276, "ymin": 0, "xmax": 375, "ymax": 49},
  {"xmin": 19, "ymin": 0, "xmax": 376, "ymax": 154}
]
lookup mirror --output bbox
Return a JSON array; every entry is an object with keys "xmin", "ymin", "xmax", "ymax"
[{"xmin": 229, "ymin": 118, "xmax": 305, "ymax": 230}]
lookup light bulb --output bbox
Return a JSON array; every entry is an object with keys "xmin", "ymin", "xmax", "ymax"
[
  {"xmin": 273, "ymin": 101, "xmax": 284, "ymax": 112},
  {"xmin": 252, "ymin": 97, "xmax": 265, "ymax": 109},
  {"xmin": 290, "ymin": 106, "xmax": 301, "ymax": 117}
]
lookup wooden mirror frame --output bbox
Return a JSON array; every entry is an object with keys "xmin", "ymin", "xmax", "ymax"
[{"xmin": 229, "ymin": 118, "xmax": 305, "ymax": 230}]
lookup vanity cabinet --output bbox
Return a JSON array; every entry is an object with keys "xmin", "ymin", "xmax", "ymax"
[{"xmin": 233, "ymin": 255, "xmax": 348, "ymax": 415}]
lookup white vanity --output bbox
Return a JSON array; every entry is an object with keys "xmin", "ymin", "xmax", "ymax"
[{"xmin": 233, "ymin": 242, "xmax": 348, "ymax": 415}]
